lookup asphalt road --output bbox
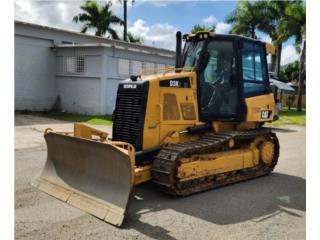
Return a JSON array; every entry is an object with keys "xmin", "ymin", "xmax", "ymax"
[{"xmin": 15, "ymin": 114, "xmax": 306, "ymax": 240}]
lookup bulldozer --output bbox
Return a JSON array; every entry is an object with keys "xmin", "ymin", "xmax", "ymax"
[{"xmin": 32, "ymin": 31, "xmax": 279, "ymax": 226}]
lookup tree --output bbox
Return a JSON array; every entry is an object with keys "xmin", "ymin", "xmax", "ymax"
[
  {"xmin": 256, "ymin": 1, "xmax": 290, "ymax": 77},
  {"xmin": 118, "ymin": 0, "xmax": 135, "ymax": 41},
  {"xmin": 73, "ymin": 0, "xmax": 124, "ymax": 39},
  {"xmin": 191, "ymin": 24, "xmax": 216, "ymax": 34},
  {"xmin": 279, "ymin": 61, "xmax": 299, "ymax": 82},
  {"xmin": 127, "ymin": 32, "xmax": 143, "ymax": 44},
  {"xmin": 278, "ymin": 1, "xmax": 306, "ymax": 111},
  {"xmin": 226, "ymin": 0, "xmax": 266, "ymax": 39}
]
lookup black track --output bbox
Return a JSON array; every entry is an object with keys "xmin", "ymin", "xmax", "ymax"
[{"xmin": 151, "ymin": 128, "xmax": 279, "ymax": 196}]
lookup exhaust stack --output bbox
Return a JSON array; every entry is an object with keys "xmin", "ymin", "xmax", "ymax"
[{"xmin": 175, "ymin": 31, "xmax": 182, "ymax": 68}]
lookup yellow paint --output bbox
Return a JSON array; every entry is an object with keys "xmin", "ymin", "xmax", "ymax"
[
  {"xmin": 245, "ymin": 94, "xmax": 275, "ymax": 122},
  {"xmin": 140, "ymin": 69, "xmax": 275, "ymax": 150},
  {"xmin": 162, "ymin": 131, "xmax": 199, "ymax": 145},
  {"xmin": 259, "ymin": 141, "xmax": 274, "ymax": 164},
  {"xmin": 74, "ymin": 123, "xmax": 108, "ymax": 140},
  {"xmin": 177, "ymin": 147, "xmax": 259, "ymax": 182},
  {"xmin": 141, "ymin": 70, "xmax": 204, "ymax": 149},
  {"xmin": 134, "ymin": 165, "xmax": 152, "ymax": 185},
  {"xmin": 183, "ymin": 31, "xmax": 215, "ymax": 40}
]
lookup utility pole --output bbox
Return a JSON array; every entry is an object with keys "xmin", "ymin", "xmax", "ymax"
[{"xmin": 123, "ymin": 0, "xmax": 127, "ymax": 42}]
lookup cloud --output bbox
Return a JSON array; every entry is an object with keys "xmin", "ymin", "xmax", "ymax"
[
  {"xmin": 202, "ymin": 15, "xmax": 217, "ymax": 25},
  {"xmin": 128, "ymin": 19, "xmax": 178, "ymax": 49},
  {"xmin": 281, "ymin": 45, "xmax": 299, "ymax": 65},
  {"xmin": 136, "ymin": 0, "xmax": 186, "ymax": 7},
  {"xmin": 215, "ymin": 22, "xmax": 232, "ymax": 34},
  {"xmin": 14, "ymin": 0, "xmax": 178, "ymax": 49},
  {"xmin": 15, "ymin": 0, "xmax": 122, "ymax": 33},
  {"xmin": 144, "ymin": 1, "xmax": 170, "ymax": 7},
  {"xmin": 257, "ymin": 36, "xmax": 298, "ymax": 65}
]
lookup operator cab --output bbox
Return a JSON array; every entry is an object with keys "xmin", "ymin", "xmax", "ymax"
[{"xmin": 182, "ymin": 32, "xmax": 271, "ymax": 122}]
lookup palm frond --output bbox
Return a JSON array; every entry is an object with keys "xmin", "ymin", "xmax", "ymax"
[
  {"xmin": 80, "ymin": 26, "xmax": 89, "ymax": 34},
  {"xmin": 127, "ymin": 32, "xmax": 143, "ymax": 44},
  {"xmin": 109, "ymin": 15, "xmax": 124, "ymax": 25},
  {"xmin": 73, "ymin": 0, "xmax": 124, "ymax": 39},
  {"xmin": 107, "ymin": 28, "xmax": 120, "ymax": 40}
]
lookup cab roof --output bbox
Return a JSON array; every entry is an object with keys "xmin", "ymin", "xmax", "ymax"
[
  {"xmin": 183, "ymin": 31, "xmax": 275, "ymax": 55},
  {"xmin": 183, "ymin": 31, "xmax": 261, "ymax": 43}
]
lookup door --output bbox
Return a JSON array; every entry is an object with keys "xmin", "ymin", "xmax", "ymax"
[{"xmin": 198, "ymin": 39, "xmax": 239, "ymax": 121}]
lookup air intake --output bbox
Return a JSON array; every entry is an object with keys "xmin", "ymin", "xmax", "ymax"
[{"xmin": 112, "ymin": 80, "xmax": 149, "ymax": 151}]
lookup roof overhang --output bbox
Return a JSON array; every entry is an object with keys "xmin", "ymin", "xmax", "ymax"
[{"xmin": 270, "ymin": 78, "xmax": 295, "ymax": 91}]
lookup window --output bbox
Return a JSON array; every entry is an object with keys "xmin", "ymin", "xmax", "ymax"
[
  {"xmin": 183, "ymin": 40, "xmax": 205, "ymax": 68},
  {"xmin": 118, "ymin": 58, "xmax": 130, "ymax": 76},
  {"xmin": 63, "ymin": 56, "xmax": 85, "ymax": 73},
  {"xmin": 198, "ymin": 40, "xmax": 238, "ymax": 117},
  {"xmin": 242, "ymin": 42, "xmax": 268, "ymax": 95}
]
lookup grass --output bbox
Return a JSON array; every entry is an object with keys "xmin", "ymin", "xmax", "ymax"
[
  {"xmin": 267, "ymin": 107, "xmax": 306, "ymax": 127},
  {"xmin": 43, "ymin": 111, "xmax": 113, "ymax": 125},
  {"xmin": 42, "ymin": 107, "xmax": 305, "ymax": 127}
]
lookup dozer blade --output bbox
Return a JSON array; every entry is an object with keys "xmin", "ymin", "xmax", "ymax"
[{"xmin": 32, "ymin": 132, "xmax": 134, "ymax": 226}]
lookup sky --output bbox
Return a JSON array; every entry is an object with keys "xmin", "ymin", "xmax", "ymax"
[{"xmin": 14, "ymin": 0, "xmax": 299, "ymax": 65}]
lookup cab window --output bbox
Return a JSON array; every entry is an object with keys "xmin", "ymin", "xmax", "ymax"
[
  {"xmin": 199, "ymin": 40, "xmax": 238, "ymax": 118},
  {"xmin": 241, "ymin": 42, "xmax": 268, "ymax": 96}
]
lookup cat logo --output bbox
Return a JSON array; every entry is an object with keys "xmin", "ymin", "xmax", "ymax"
[{"xmin": 261, "ymin": 110, "xmax": 271, "ymax": 119}]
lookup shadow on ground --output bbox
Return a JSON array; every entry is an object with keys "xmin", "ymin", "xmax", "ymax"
[
  {"xmin": 266, "ymin": 127, "xmax": 298, "ymax": 133},
  {"xmin": 124, "ymin": 173, "xmax": 305, "ymax": 240}
]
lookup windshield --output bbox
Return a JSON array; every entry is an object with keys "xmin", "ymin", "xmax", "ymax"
[
  {"xmin": 182, "ymin": 40, "xmax": 206, "ymax": 69},
  {"xmin": 183, "ymin": 39, "xmax": 238, "ymax": 119}
]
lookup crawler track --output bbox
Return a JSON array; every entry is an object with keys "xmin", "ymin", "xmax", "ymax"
[{"xmin": 151, "ymin": 128, "xmax": 279, "ymax": 196}]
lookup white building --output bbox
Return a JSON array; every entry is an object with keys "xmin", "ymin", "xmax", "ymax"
[{"xmin": 15, "ymin": 21, "xmax": 175, "ymax": 115}]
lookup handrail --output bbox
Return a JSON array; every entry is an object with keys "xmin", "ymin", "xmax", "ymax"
[{"xmin": 141, "ymin": 67, "xmax": 195, "ymax": 76}]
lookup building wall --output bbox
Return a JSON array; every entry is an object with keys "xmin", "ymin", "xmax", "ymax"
[
  {"xmin": 56, "ymin": 46, "xmax": 174, "ymax": 115},
  {"xmin": 103, "ymin": 47, "xmax": 174, "ymax": 113},
  {"xmin": 57, "ymin": 76, "xmax": 101, "ymax": 115},
  {"xmin": 15, "ymin": 35, "xmax": 57, "ymax": 111},
  {"xmin": 56, "ymin": 47, "xmax": 103, "ymax": 115},
  {"xmin": 15, "ymin": 23, "xmax": 114, "ymax": 45},
  {"xmin": 15, "ymin": 21, "xmax": 175, "ymax": 114}
]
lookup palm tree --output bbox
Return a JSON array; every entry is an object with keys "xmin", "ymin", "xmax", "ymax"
[
  {"xmin": 256, "ymin": 1, "xmax": 290, "ymax": 78},
  {"xmin": 191, "ymin": 24, "xmax": 216, "ymax": 34},
  {"xmin": 127, "ymin": 32, "xmax": 143, "ymax": 44},
  {"xmin": 226, "ymin": 0, "xmax": 266, "ymax": 39},
  {"xmin": 278, "ymin": 1, "xmax": 306, "ymax": 111},
  {"xmin": 73, "ymin": 0, "xmax": 124, "ymax": 39},
  {"xmin": 118, "ymin": 0, "xmax": 135, "ymax": 41}
]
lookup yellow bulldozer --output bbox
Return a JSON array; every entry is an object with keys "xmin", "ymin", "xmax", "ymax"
[{"xmin": 32, "ymin": 31, "xmax": 279, "ymax": 226}]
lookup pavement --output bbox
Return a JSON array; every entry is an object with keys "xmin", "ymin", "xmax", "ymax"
[{"xmin": 15, "ymin": 114, "xmax": 306, "ymax": 240}]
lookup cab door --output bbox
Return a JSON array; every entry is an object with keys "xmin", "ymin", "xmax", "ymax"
[
  {"xmin": 197, "ymin": 39, "xmax": 240, "ymax": 122},
  {"xmin": 241, "ymin": 41, "xmax": 274, "ymax": 121},
  {"xmin": 241, "ymin": 41, "xmax": 271, "ymax": 96}
]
